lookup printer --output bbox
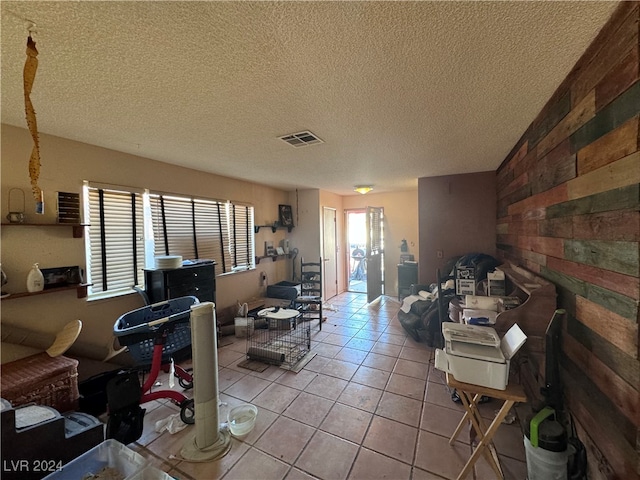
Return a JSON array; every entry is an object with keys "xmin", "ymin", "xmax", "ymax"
[{"xmin": 434, "ymin": 322, "xmax": 527, "ymax": 390}]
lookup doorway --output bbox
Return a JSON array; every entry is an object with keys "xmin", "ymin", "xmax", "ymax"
[
  {"xmin": 322, "ymin": 207, "xmax": 338, "ymax": 300},
  {"xmin": 346, "ymin": 210, "xmax": 367, "ymax": 293}
]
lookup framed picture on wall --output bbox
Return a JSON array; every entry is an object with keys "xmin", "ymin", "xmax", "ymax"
[{"xmin": 279, "ymin": 204, "xmax": 293, "ymax": 227}]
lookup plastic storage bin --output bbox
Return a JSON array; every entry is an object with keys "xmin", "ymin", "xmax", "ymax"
[{"xmin": 43, "ymin": 439, "xmax": 147, "ymax": 479}]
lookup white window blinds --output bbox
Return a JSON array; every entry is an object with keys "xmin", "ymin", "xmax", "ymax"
[
  {"xmin": 87, "ymin": 187, "xmax": 145, "ymax": 296},
  {"xmin": 149, "ymin": 193, "xmax": 254, "ymax": 273}
]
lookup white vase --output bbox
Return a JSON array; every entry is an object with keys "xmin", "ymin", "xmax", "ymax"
[{"xmin": 26, "ymin": 263, "xmax": 44, "ymax": 292}]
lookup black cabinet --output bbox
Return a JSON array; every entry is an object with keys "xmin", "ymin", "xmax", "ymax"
[
  {"xmin": 397, "ymin": 262, "xmax": 418, "ymax": 300},
  {"xmin": 144, "ymin": 262, "xmax": 216, "ymax": 304}
]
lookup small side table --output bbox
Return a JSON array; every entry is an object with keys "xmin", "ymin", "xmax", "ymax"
[{"xmin": 446, "ymin": 373, "xmax": 527, "ymax": 480}]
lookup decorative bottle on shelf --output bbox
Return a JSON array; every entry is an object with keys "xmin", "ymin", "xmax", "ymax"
[{"xmin": 26, "ymin": 263, "xmax": 44, "ymax": 292}]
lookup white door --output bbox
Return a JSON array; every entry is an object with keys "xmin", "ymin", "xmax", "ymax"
[
  {"xmin": 366, "ymin": 206, "xmax": 384, "ymax": 303},
  {"xmin": 323, "ymin": 207, "xmax": 338, "ymax": 300}
]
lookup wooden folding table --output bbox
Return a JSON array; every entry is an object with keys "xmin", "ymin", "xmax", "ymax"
[{"xmin": 446, "ymin": 373, "xmax": 527, "ymax": 480}]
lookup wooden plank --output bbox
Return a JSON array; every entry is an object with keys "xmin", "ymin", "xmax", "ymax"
[
  {"xmin": 587, "ymin": 282, "xmax": 639, "ymax": 321},
  {"xmin": 562, "ymin": 357, "xmax": 638, "ymax": 447},
  {"xmin": 564, "ymin": 334, "xmax": 639, "ymax": 427},
  {"xmin": 527, "ymin": 236, "xmax": 565, "ymax": 258},
  {"xmin": 521, "ymin": 249, "xmax": 547, "ymax": 268},
  {"xmin": 546, "ymin": 183, "xmax": 640, "ymax": 219},
  {"xmin": 507, "ymin": 219, "xmax": 538, "ymax": 237},
  {"xmin": 541, "ymin": 266, "xmax": 589, "ymax": 298},
  {"xmin": 496, "ymin": 222, "xmax": 509, "ymax": 235},
  {"xmin": 513, "ymin": 147, "xmax": 538, "ymax": 179},
  {"xmin": 508, "ymin": 183, "xmax": 568, "ymax": 216},
  {"xmin": 538, "ymin": 216, "xmax": 573, "ymax": 238},
  {"xmin": 536, "ymin": 90, "xmax": 596, "ymax": 159},
  {"xmin": 573, "ymin": 210, "xmax": 640, "ymax": 242},
  {"xmin": 567, "ymin": 151, "xmax": 640, "ymax": 201},
  {"xmin": 576, "ymin": 295, "xmax": 638, "ymax": 358},
  {"xmin": 526, "ymin": 91, "xmax": 572, "ymax": 149},
  {"xmin": 498, "ymin": 171, "xmax": 528, "ymax": 200},
  {"xmin": 567, "ymin": 314, "xmax": 640, "ymax": 388},
  {"xmin": 596, "ymin": 45, "xmax": 640, "ymax": 111},
  {"xmin": 577, "ymin": 115, "xmax": 639, "ymax": 175},
  {"xmin": 531, "ymin": 147, "xmax": 577, "ymax": 195},
  {"xmin": 570, "ymin": 81, "xmax": 640, "ymax": 153},
  {"xmin": 572, "ymin": 6, "xmax": 639, "ymax": 105},
  {"xmin": 564, "ymin": 238, "xmax": 639, "ymax": 276},
  {"xmin": 546, "ymin": 257, "xmax": 639, "ymax": 300},
  {"xmin": 563, "ymin": 368, "xmax": 637, "ymax": 479}
]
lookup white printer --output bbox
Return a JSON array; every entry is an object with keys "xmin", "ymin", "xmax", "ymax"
[{"xmin": 434, "ymin": 322, "xmax": 527, "ymax": 390}]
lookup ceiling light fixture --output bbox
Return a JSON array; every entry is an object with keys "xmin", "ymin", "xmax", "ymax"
[{"xmin": 354, "ymin": 186, "xmax": 373, "ymax": 195}]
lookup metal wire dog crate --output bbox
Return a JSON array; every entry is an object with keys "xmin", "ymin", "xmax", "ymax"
[{"xmin": 246, "ymin": 308, "xmax": 310, "ymax": 368}]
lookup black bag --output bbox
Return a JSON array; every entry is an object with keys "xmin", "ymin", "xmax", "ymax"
[{"xmin": 106, "ymin": 372, "xmax": 146, "ymax": 444}]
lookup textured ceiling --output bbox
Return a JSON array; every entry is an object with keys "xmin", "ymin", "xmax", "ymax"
[{"xmin": 1, "ymin": 1, "xmax": 618, "ymax": 196}]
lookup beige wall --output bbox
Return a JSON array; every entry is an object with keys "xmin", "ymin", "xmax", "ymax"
[
  {"xmin": 1, "ymin": 124, "xmax": 294, "ymax": 360},
  {"xmin": 417, "ymin": 172, "xmax": 497, "ymax": 284},
  {"xmin": 342, "ymin": 190, "xmax": 419, "ymax": 297}
]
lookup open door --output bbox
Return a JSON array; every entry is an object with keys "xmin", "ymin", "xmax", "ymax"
[
  {"xmin": 366, "ymin": 206, "xmax": 384, "ymax": 303},
  {"xmin": 322, "ymin": 207, "xmax": 338, "ymax": 300}
]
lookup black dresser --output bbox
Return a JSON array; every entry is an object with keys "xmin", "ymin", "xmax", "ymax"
[{"xmin": 144, "ymin": 261, "xmax": 216, "ymax": 304}]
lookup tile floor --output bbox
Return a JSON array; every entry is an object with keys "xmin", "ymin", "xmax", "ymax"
[{"xmin": 129, "ymin": 292, "xmax": 528, "ymax": 480}]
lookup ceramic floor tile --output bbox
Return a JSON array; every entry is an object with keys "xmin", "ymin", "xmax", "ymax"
[
  {"xmin": 353, "ymin": 329, "xmax": 382, "ymax": 341},
  {"xmin": 424, "ymin": 380, "xmax": 463, "ymax": 412},
  {"xmin": 377, "ymin": 332, "xmax": 407, "ymax": 346},
  {"xmin": 362, "ymin": 352, "xmax": 397, "ymax": 372},
  {"xmin": 295, "ymin": 430, "xmax": 359, "ymax": 480},
  {"xmin": 399, "ymin": 345, "xmax": 433, "ymax": 364},
  {"xmin": 175, "ymin": 437, "xmax": 249, "ymax": 479},
  {"xmin": 283, "ymin": 391, "xmax": 334, "ymax": 427},
  {"xmin": 313, "ymin": 342, "xmax": 343, "ymax": 358},
  {"xmin": 223, "ymin": 447, "xmax": 290, "ymax": 480},
  {"xmin": 302, "ymin": 354, "xmax": 331, "ymax": 373},
  {"xmin": 323, "ymin": 333, "xmax": 354, "ymax": 347},
  {"xmin": 320, "ymin": 402, "xmax": 373, "ymax": 444},
  {"xmin": 420, "ymin": 403, "xmax": 465, "ymax": 438},
  {"xmin": 321, "ymin": 358, "xmax": 359, "ymax": 381},
  {"xmin": 410, "ymin": 466, "xmax": 449, "ymax": 480},
  {"xmin": 376, "ymin": 391, "xmax": 422, "ymax": 427},
  {"xmin": 252, "ymin": 382, "xmax": 301, "ymax": 413},
  {"xmin": 304, "ymin": 373, "xmax": 348, "ymax": 400},
  {"xmin": 334, "ymin": 346, "xmax": 369, "ymax": 365},
  {"xmin": 414, "ymin": 430, "xmax": 471, "ymax": 480},
  {"xmin": 333, "ymin": 326, "xmax": 361, "ymax": 337},
  {"xmin": 473, "ymin": 451, "xmax": 528, "ymax": 480},
  {"xmin": 275, "ymin": 369, "xmax": 318, "ymax": 390},
  {"xmin": 135, "ymin": 403, "xmax": 180, "ymax": 447},
  {"xmin": 371, "ymin": 341, "xmax": 403, "ymax": 358},
  {"xmin": 491, "ymin": 420, "xmax": 526, "ymax": 461},
  {"xmin": 348, "ymin": 447, "xmax": 412, "ymax": 480},
  {"xmin": 250, "ymin": 364, "xmax": 287, "ymax": 382},
  {"xmin": 363, "ymin": 415, "xmax": 418, "ymax": 465},
  {"xmin": 217, "ymin": 349, "xmax": 247, "ymax": 367},
  {"xmin": 285, "ymin": 467, "xmax": 319, "ymax": 480},
  {"xmin": 224, "ymin": 374, "xmax": 271, "ymax": 402},
  {"xmin": 337, "ymin": 382, "xmax": 383, "ymax": 413},
  {"xmin": 351, "ymin": 365, "xmax": 391, "ymax": 390},
  {"xmin": 236, "ymin": 406, "xmax": 279, "ymax": 445},
  {"xmin": 217, "ymin": 367, "xmax": 247, "ymax": 391},
  {"xmin": 386, "ymin": 372, "xmax": 427, "ymax": 400},
  {"xmin": 393, "ymin": 358, "xmax": 429, "ymax": 380},
  {"xmin": 255, "ymin": 416, "xmax": 315, "ymax": 464},
  {"xmin": 345, "ymin": 337, "xmax": 376, "ymax": 352}
]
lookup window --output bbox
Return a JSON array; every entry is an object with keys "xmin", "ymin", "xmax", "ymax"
[{"xmin": 84, "ymin": 183, "xmax": 255, "ymax": 299}]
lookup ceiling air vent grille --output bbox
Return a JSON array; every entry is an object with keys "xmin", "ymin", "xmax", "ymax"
[{"xmin": 278, "ymin": 131, "xmax": 323, "ymax": 147}]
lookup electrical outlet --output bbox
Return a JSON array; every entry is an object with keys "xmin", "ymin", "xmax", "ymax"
[
  {"xmin": 260, "ymin": 272, "xmax": 266, "ymax": 286},
  {"xmin": 436, "ymin": 250, "xmax": 443, "ymax": 259}
]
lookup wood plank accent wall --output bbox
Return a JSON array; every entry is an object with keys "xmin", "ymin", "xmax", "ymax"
[{"xmin": 495, "ymin": 3, "xmax": 640, "ymax": 479}]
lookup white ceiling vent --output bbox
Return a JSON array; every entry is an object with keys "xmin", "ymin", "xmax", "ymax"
[{"xmin": 278, "ymin": 131, "xmax": 323, "ymax": 147}]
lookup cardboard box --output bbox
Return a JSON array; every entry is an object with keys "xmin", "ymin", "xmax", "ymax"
[
  {"xmin": 487, "ymin": 270, "xmax": 506, "ymax": 296},
  {"xmin": 456, "ymin": 266, "xmax": 475, "ymax": 295}
]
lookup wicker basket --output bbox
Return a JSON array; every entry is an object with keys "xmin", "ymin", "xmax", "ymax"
[{"xmin": 1, "ymin": 352, "xmax": 79, "ymax": 412}]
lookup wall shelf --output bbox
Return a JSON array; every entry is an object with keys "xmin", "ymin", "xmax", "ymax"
[
  {"xmin": 254, "ymin": 223, "xmax": 293, "ymax": 233},
  {"xmin": 2, "ymin": 283, "xmax": 91, "ymax": 301},
  {"xmin": 1, "ymin": 223, "xmax": 88, "ymax": 238},
  {"xmin": 255, "ymin": 254, "xmax": 291, "ymax": 264}
]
